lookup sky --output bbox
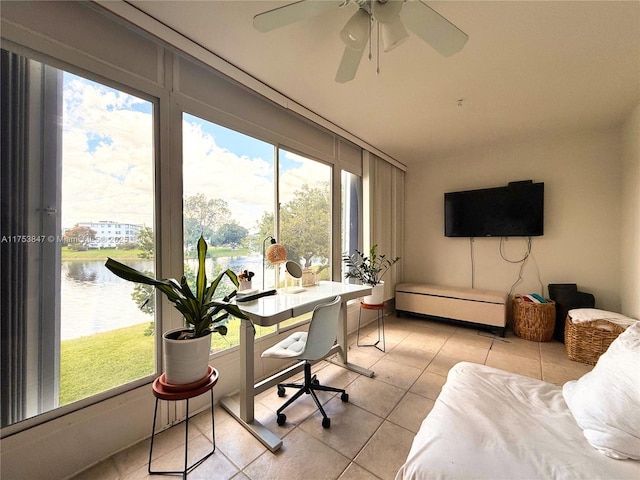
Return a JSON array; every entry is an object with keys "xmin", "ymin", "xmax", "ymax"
[{"xmin": 62, "ymin": 73, "xmax": 330, "ymax": 233}]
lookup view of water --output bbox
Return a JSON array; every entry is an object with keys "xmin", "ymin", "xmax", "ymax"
[{"xmin": 61, "ymin": 255, "xmax": 268, "ymax": 340}]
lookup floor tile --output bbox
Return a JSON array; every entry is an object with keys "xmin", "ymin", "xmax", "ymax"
[
  {"xmin": 385, "ymin": 342, "xmax": 436, "ymax": 369},
  {"xmin": 243, "ymin": 428, "xmax": 350, "ymax": 480},
  {"xmin": 346, "ymin": 376, "xmax": 406, "ymax": 418},
  {"xmin": 438, "ymin": 338, "xmax": 490, "ymax": 364},
  {"xmin": 409, "ymin": 370, "xmax": 447, "ymax": 400},
  {"xmin": 70, "ymin": 459, "xmax": 119, "ymax": 480},
  {"xmin": 485, "ymin": 349, "xmax": 542, "ymax": 379},
  {"xmin": 339, "ymin": 462, "xmax": 382, "ymax": 480},
  {"xmin": 344, "ymin": 345, "xmax": 385, "ymax": 369},
  {"xmin": 369, "ymin": 356, "xmax": 423, "ymax": 390},
  {"xmin": 212, "ymin": 412, "xmax": 268, "ymax": 469},
  {"xmin": 448, "ymin": 330, "xmax": 496, "ymax": 349},
  {"xmin": 488, "ymin": 334, "xmax": 541, "ymax": 360},
  {"xmin": 354, "ymin": 421, "xmax": 414, "ymax": 480},
  {"xmin": 147, "ymin": 433, "xmax": 214, "ymax": 473},
  {"xmin": 388, "ymin": 392, "xmax": 435, "ymax": 433},
  {"xmin": 541, "ymin": 358, "xmax": 592, "ymax": 385},
  {"xmin": 187, "ymin": 448, "xmax": 241, "ymax": 480},
  {"xmin": 424, "ymin": 354, "xmax": 464, "ymax": 376},
  {"xmin": 299, "ymin": 397, "xmax": 384, "ymax": 459}
]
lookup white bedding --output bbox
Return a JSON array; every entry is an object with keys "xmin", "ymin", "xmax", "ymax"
[{"xmin": 395, "ymin": 362, "xmax": 639, "ymax": 480}]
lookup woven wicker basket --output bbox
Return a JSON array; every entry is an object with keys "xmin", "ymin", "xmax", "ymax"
[
  {"xmin": 512, "ymin": 295, "xmax": 556, "ymax": 342},
  {"xmin": 564, "ymin": 316, "xmax": 626, "ymax": 365}
]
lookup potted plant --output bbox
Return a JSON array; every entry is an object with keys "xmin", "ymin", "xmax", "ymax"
[
  {"xmin": 105, "ymin": 235, "xmax": 248, "ymax": 385},
  {"xmin": 342, "ymin": 244, "xmax": 400, "ymax": 304}
]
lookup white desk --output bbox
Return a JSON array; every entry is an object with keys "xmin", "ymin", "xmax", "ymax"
[{"xmin": 220, "ymin": 281, "xmax": 372, "ymax": 452}]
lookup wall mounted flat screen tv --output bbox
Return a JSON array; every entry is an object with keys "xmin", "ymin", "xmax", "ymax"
[{"xmin": 445, "ymin": 181, "xmax": 544, "ymax": 237}]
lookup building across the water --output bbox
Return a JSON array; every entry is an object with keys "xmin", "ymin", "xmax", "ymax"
[{"xmin": 74, "ymin": 221, "xmax": 144, "ymax": 248}]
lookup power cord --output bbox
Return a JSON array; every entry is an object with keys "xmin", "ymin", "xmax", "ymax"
[
  {"xmin": 469, "ymin": 237, "xmax": 475, "ymax": 288},
  {"xmin": 500, "ymin": 236, "xmax": 532, "ymax": 296}
]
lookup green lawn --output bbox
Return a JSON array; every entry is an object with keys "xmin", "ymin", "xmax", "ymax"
[
  {"xmin": 59, "ymin": 318, "xmax": 276, "ymax": 405},
  {"xmin": 60, "ymin": 323, "xmax": 155, "ymax": 405},
  {"xmin": 61, "ymin": 247, "xmax": 146, "ymax": 261},
  {"xmin": 61, "ymin": 246, "xmax": 251, "ymax": 261}
]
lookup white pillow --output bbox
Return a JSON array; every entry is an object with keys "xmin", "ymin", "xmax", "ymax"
[{"xmin": 563, "ymin": 321, "xmax": 640, "ymax": 460}]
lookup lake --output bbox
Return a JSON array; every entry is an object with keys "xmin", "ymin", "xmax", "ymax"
[{"xmin": 61, "ymin": 255, "xmax": 266, "ymax": 340}]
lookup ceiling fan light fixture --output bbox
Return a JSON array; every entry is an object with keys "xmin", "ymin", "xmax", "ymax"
[
  {"xmin": 340, "ymin": 8, "xmax": 370, "ymax": 49},
  {"xmin": 381, "ymin": 17, "xmax": 409, "ymax": 52},
  {"xmin": 371, "ymin": 0, "xmax": 404, "ymax": 24}
]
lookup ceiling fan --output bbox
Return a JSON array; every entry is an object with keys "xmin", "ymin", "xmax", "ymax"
[{"xmin": 253, "ymin": 0, "xmax": 468, "ymax": 83}]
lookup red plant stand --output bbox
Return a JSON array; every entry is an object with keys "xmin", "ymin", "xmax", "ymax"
[
  {"xmin": 148, "ymin": 366, "xmax": 218, "ymax": 479},
  {"xmin": 357, "ymin": 302, "xmax": 386, "ymax": 352}
]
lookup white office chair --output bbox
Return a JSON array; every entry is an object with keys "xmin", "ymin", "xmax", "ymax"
[{"xmin": 261, "ymin": 295, "xmax": 348, "ymax": 428}]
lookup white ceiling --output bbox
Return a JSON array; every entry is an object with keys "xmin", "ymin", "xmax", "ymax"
[{"xmin": 123, "ymin": 0, "xmax": 639, "ymax": 166}]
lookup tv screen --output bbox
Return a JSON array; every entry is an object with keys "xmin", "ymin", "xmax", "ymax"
[{"xmin": 444, "ymin": 181, "xmax": 544, "ymax": 237}]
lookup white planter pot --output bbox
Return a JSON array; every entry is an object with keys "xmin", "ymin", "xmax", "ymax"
[
  {"xmin": 163, "ymin": 328, "xmax": 211, "ymax": 385},
  {"xmin": 363, "ymin": 282, "xmax": 385, "ymax": 305}
]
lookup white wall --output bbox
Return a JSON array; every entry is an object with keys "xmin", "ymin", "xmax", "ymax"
[
  {"xmin": 404, "ymin": 127, "xmax": 625, "ymax": 313},
  {"xmin": 620, "ymin": 105, "xmax": 640, "ymax": 319}
]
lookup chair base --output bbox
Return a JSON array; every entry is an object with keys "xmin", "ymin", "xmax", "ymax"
[{"xmin": 275, "ymin": 362, "xmax": 348, "ymax": 429}]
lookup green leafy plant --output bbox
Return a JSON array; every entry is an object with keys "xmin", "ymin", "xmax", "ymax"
[
  {"xmin": 105, "ymin": 235, "xmax": 248, "ymax": 339},
  {"xmin": 342, "ymin": 244, "xmax": 400, "ymax": 287}
]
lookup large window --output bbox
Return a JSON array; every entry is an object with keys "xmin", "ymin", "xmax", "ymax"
[
  {"xmin": 182, "ymin": 113, "xmax": 277, "ymax": 350},
  {"xmin": 1, "ymin": 50, "xmax": 156, "ymax": 428},
  {"xmin": 1, "ymin": 48, "xmax": 363, "ymax": 432},
  {"xmin": 182, "ymin": 114, "xmax": 339, "ymax": 346},
  {"xmin": 342, "ymin": 170, "xmax": 362, "ymax": 281},
  {"xmin": 277, "ymin": 148, "xmax": 332, "ymax": 282}
]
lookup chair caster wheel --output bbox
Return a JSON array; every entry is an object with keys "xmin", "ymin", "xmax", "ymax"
[
  {"xmin": 312, "ymin": 377, "xmax": 320, "ymax": 386},
  {"xmin": 341, "ymin": 392, "xmax": 349, "ymax": 402},
  {"xmin": 322, "ymin": 417, "xmax": 330, "ymax": 429},
  {"xmin": 277, "ymin": 386, "xmax": 286, "ymax": 397},
  {"xmin": 277, "ymin": 413, "xmax": 286, "ymax": 426}
]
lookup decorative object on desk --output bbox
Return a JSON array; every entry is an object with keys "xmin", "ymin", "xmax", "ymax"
[
  {"xmin": 301, "ymin": 268, "xmax": 317, "ymax": 287},
  {"xmin": 282, "ymin": 260, "xmax": 305, "ymax": 293},
  {"xmin": 342, "ymin": 244, "xmax": 400, "ymax": 305},
  {"xmin": 105, "ymin": 235, "xmax": 248, "ymax": 384},
  {"xmin": 238, "ymin": 269, "xmax": 254, "ymax": 291},
  {"xmin": 262, "ymin": 235, "xmax": 287, "ymax": 289},
  {"xmin": 285, "ymin": 260, "xmax": 302, "ymax": 279}
]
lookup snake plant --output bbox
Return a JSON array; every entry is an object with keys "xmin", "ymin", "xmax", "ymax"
[{"xmin": 105, "ymin": 235, "xmax": 248, "ymax": 338}]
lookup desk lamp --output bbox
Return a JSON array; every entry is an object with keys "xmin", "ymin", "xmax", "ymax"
[{"xmin": 262, "ymin": 236, "xmax": 287, "ymax": 290}]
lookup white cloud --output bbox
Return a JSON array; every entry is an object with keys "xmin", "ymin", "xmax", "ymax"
[
  {"xmin": 279, "ymin": 150, "xmax": 331, "ymax": 200},
  {"xmin": 61, "ymin": 76, "xmax": 330, "ymax": 234},
  {"xmin": 62, "ymin": 77, "xmax": 154, "ymax": 227},
  {"xmin": 183, "ymin": 120, "xmax": 274, "ymax": 230}
]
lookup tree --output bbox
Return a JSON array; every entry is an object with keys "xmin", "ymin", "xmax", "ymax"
[
  {"xmin": 137, "ymin": 226, "xmax": 153, "ymax": 259},
  {"xmin": 183, "ymin": 194, "xmax": 231, "ymax": 249},
  {"xmin": 64, "ymin": 225, "xmax": 96, "ymax": 250},
  {"xmin": 257, "ymin": 183, "xmax": 330, "ymax": 271},
  {"xmin": 215, "ymin": 222, "xmax": 248, "ymax": 247}
]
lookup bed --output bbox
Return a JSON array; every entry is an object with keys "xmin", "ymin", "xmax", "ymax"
[{"xmin": 396, "ymin": 322, "xmax": 640, "ymax": 480}]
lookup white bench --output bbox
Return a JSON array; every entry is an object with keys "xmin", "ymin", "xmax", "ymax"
[{"xmin": 395, "ymin": 283, "xmax": 507, "ymax": 336}]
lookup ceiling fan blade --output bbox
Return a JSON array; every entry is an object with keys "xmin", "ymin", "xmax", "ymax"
[
  {"xmin": 253, "ymin": 0, "xmax": 344, "ymax": 32},
  {"xmin": 400, "ymin": 0, "xmax": 468, "ymax": 57},
  {"xmin": 335, "ymin": 44, "xmax": 366, "ymax": 83}
]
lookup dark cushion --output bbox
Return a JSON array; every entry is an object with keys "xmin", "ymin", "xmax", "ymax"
[{"xmin": 548, "ymin": 284, "xmax": 596, "ymax": 342}]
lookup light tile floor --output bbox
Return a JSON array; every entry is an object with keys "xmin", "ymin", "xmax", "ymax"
[{"xmin": 72, "ymin": 315, "xmax": 593, "ymax": 480}]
